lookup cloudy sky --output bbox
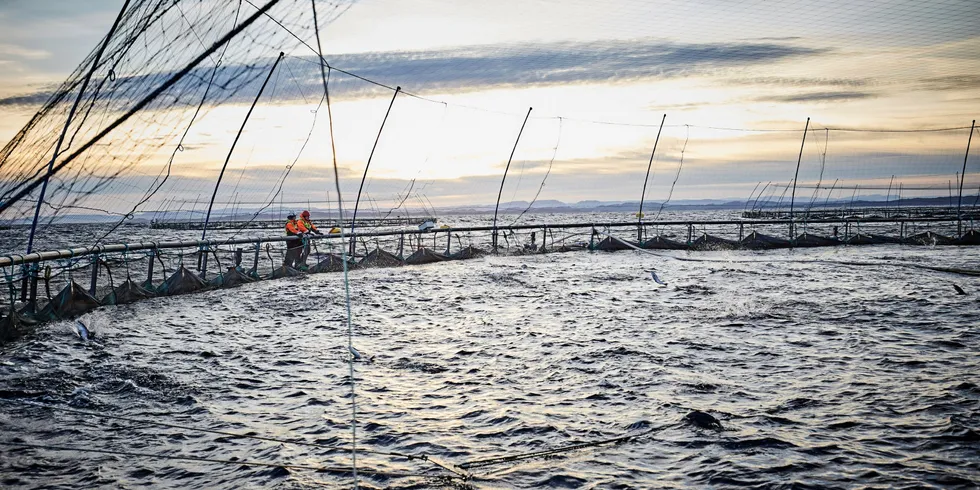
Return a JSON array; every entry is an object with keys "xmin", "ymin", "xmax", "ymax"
[{"xmin": 0, "ymin": 0, "xmax": 978, "ymax": 217}]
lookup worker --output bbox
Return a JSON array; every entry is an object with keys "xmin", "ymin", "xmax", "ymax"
[
  {"xmin": 298, "ymin": 210, "xmax": 322, "ymax": 268},
  {"xmin": 284, "ymin": 213, "xmax": 305, "ymax": 269}
]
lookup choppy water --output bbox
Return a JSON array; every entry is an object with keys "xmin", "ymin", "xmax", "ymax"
[{"xmin": 1, "ymin": 243, "xmax": 979, "ymax": 489}]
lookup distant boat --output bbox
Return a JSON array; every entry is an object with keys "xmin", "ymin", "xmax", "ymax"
[
  {"xmin": 635, "ymin": 212, "xmax": 644, "ymax": 218},
  {"xmin": 419, "ymin": 220, "xmax": 436, "ymax": 231}
]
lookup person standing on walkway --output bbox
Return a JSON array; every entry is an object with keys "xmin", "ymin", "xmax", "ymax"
[
  {"xmin": 284, "ymin": 213, "xmax": 305, "ymax": 268},
  {"xmin": 298, "ymin": 210, "xmax": 322, "ymax": 267}
]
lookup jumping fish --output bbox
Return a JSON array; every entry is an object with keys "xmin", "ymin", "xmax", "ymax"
[
  {"xmin": 75, "ymin": 320, "xmax": 90, "ymax": 341},
  {"xmin": 953, "ymin": 284, "xmax": 966, "ymax": 295},
  {"xmin": 349, "ymin": 345, "xmax": 363, "ymax": 361},
  {"xmin": 648, "ymin": 270, "xmax": 668, "ymax": 285}
]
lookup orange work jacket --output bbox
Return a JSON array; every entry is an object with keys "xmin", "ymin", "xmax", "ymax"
[{"xmin": 300, "ymin": 218, "xmax": 318, "ymax": 233}]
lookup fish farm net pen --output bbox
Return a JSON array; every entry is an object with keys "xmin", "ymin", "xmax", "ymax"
[{"xmin": 0, "ymin": 1, "xmax": 977, "ymax": 487}]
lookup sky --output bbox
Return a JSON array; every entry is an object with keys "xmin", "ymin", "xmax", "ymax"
[{"xmin": 0, "ymin": 0, "xmax": 978, "ymax": 219}]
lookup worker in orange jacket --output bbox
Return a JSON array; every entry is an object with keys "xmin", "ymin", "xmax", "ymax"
[
  {"xmin": 284, "ymin": 213, "xmax": 305, "ymax": 269},
  {"xmin": 298, "ymin": 210, "xmax": 322, "ymax": 268}
]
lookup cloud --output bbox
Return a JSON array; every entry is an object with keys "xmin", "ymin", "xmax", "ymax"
[
  {"xmin": 755, "ymin": 91, "xmax": 877, "ymax": 103},
  {"xmin": 918, "ymin": 75, "xmax": 980, "ymax": 91},
  {"xmin": 726, "ymin": 76, "xmax": 871, "ymax": 88},
  {"xmin": 0, "ymin": 38, "xmax": 828, "ymax": 107},
  {"xmin": 0, "ymin": 43, "xmax": 51, "ymax": 60},
  {"xmin": 323, "ymin": 39, "xmax": 828, "ymax": 96}
]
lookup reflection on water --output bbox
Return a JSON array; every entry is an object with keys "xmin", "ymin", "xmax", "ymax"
[{"xmin": 1, "ymin": 234, "xmax": 979, "ymax": 488}]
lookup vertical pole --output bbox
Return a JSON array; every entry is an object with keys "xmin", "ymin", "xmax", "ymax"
[
  {"xmin": 349, "ymin": 87, "xmax": 401, "ymax": 255},
  {"xmin": 200, "ymin": 245, "xmax": 208, "ymax": 279},
  {"xmin": 146, "ymin": 249, "xmax": 156, "ymax": 287},
  {"xmin": 789, "ymin": 117, "xmax": 810, "ymax": 239},
  {"xmin": 201, "ymin": 51, "xmax": 284, "ymax": 242},
  {"xmin": 27, "ymin": 271, "xmax": 37, "ymax": 312},
  {"xmin": 20, "ymin": 1, "xmax": 130, "ymax": 304},
  {"xmin": 885, "ymin": 175, "xmax": 894, "ymax": 218},
  {"xmin": 637, "ymin": 114, "xmax": 667, "ymax": 241},
  {"xmin": 958, "ymin": 120, "xmax": 975, "ymax": 237},
  {"xmin": 25, "ymin": 0, "xmax": 131, "ymax": 257},
  {"xmin": 89, "ymin": 256, "xmax": 100, "ymax": 296},
  {"xmin": 397, "ymin": 233, "xmax": 404, "ymax": 258},
  {"xmin": 541, "ymin": 226, "xmax": 548, "ymax": 252},
  {"xmin": 445, "ymin": 230, "xmax": 451, "ymax": 255},
  {"xmin": 252, "ymin": 242, "xmax": 260, "ymax": 276},
  {"xmin": 492, "ymin": 107, "xmax": 533, "ymax": 252}
]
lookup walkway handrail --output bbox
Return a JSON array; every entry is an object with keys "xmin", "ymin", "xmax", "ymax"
[{"xmin": 0, "ymin": 215, "xmax": 970, "ymax": 268}]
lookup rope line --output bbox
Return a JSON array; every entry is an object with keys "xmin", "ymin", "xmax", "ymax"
[
  {"xmin": 310, "ymin": 2, "xmax": 360, "ymax": 487},
  {"xmin": 460, "ymin": 426, "xmax": 662, "ymax": 470},
  {"xmin": 0, "ymin": 441, "xmax": 439, "ymax": 479}
]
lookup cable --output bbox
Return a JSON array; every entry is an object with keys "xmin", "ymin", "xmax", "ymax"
[
  {"xmin": 653, "ymin": 124, "xmax": 690, "ymax": 223},
  {"xmin": 311, "ymin": 2, "xmax": 359, "ymax": 487},
  {"xmin": 0, "ymin": 441, "xmax": 438, "ymax": 479},
  {"xmin": 460, "ymin": 425, "xmax": 663, "ymax": 470},
  {"xmin": 510, "ymin": 117, "xmax": 562, "ymax": 226}
]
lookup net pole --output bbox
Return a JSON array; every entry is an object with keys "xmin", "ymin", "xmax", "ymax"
[
  {"xmin": 349, "ymin": 87, "xmax": 401, "ymax": 256},
  {"xmin": 789, "ymin": 117, "xmax": 810, "ymax": 239},
  {"xmin": 24, "ymin": 0, "xmax": 131, "ymax": 256},
  {"xmin": 201, "ymin": 52, "xmax": 284, "ymax": 243},
  {"xmin": 0, "ymin": 0, "xmax": 284, "ymax": 216},
  {"xmin": 958, "ymin": 120, "xmax": 976, "ymax": 237},
  {"xmin": 492, "ymin": 107, "xmax": 532, "ymax": 253},
  {"xmin": 19, "ymin": 0, "xmax": 131, "ymax": 305},
  {"xmin": 637, "ymin": 114, "xmax": 666, "ymax": 241}
]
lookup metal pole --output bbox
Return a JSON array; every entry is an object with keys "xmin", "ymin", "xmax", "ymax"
[
  {"xmin": 637, "ymin": 114, "xmax": 666, "ymax": 241},
  {"xmin": 492, "ymin": 107, "xmax": 533, "ymax": 252},
  {"xmin": 89, "ymin": 256, "xmax": 100, "ymax": 296},
  {"xmin": 0, "ymin": 0, "xmax": 284, "ymax": 216},
  {"xmin": 201, "ymin": 51, "xmax": 284, "ymax": 242},
  {"xmin": 24, "ymin": 0, "xmax": 130, "ymax": 256},
  {"xmin": 349, "ymin": 87, "xmax": 401, "ymax": 255},
  {"xmin": 958, "ymin": 120, "xmax": 975, "ymax": 236},
  {"xmin": 789, "ymin": 117, "xmax": 810, "ymax": 239},
  {"xmin": 146, "ymin": 250, "xmax": 156, "ymax": 286}
]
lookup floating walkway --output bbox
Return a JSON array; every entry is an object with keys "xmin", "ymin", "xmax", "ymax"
[{"xmin": 2, "ymin": 214, "xmax": 977, "ymax": 343}]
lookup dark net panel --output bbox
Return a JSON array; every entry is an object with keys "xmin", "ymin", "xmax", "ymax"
[{"xmin": 0, "ymin": 0, "xmax": 356, "ymax": 250}]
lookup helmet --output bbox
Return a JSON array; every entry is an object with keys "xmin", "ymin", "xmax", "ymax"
[
  {"xmin": 287, "ymin": 213, "xmax": 296, "ymax": 219},
  {"xmin": 301, "ymin": 210, "xmax": 310, "ymax": 218}
]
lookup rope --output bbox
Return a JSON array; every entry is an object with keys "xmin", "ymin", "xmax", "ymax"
[
  {"xmin": 653, "ymin": 124, "xmax": 690, "ymax": 224},
  {"xmin": 460, "ymin": 426, "xmax": 662, "ymax": 470},
  {"xmin": 0, "ymin": 441, "xmax": 437, "ymax": 479},
  {"xmin": 510, "ymin": 117, "xmax": 563, "ymax": 226},
  {"xmin": 311, "ymin": 2, "xmax": 359, "ymax": 487}
]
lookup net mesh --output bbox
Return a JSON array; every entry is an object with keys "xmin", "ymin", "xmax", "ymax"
[{"xmin": 0, "ymin": 0, "xmax": 976, "ymax": 252}]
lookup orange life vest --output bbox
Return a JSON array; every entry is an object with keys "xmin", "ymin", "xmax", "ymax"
[{"xmin": 285, "ymin": 219, "xmax": 302, "ymax": 235}]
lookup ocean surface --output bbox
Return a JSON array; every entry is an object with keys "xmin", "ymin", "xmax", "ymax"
[{"xmin": 1, "ymin": 212, "xmax": 979, "ymax": 489}]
